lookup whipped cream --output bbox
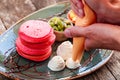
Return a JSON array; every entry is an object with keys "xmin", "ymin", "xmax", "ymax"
[
  {"xmin": 48, "ymin": 56, "xmax": 65, "ymax": 71},
  {"xmin": 66, "ymin": 58, "xmax": 80, "ymax": 69},
  {"xmin": 57, "ymin": 41, "xmax": 73, "ymax": 60}
]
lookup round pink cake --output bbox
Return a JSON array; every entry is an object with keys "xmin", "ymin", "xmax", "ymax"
[{"xmin": 16, "ymin": 20, "xmax": 55, "ymax": 61}]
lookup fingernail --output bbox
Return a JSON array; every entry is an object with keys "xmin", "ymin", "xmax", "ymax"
[{"xmin": 64, "ymin": 29, "xmax": 72, "ymax": 38}]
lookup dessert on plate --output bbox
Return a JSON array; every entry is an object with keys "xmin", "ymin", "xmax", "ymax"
[{"xmin": 16, "ymin": 20, "xmax": 55, "ymax": 61}]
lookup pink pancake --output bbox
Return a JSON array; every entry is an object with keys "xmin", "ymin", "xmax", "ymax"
[
  {"xmin": 20, "ymin": 34, "xmax": 55, "ymax": 49},
  {"xmin": 19, "ymin": 20, "xmax": 53, "ymax": 43},
  {"xmin": 16, "ymin": 38, "xmax": 51, "ymax": 56},
  {"xmin": 16, "ymin": 47, "xmax": 51, "ymax": 62}
]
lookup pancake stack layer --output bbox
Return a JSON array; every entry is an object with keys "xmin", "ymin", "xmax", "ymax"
[{"xmin": 16, "ymin": 20, "xmax": 55, "ymax": 61}]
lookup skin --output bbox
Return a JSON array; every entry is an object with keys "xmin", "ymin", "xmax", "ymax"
[{"xmin": 64, "ymin": 0, "xmax": 120, "ymax": 51}]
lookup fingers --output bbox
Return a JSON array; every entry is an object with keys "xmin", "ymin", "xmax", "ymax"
[
  {"xmin": 84, "ymin": 40, "xmax": 94, "ymax": 51},
  {"xmin": 70, "ymin": 0, "xmax": 84, "ymax": 17},
  {"xmin": 64, "ymin": 26, "xmax": 94, "ymax": 51},
  {"xmin": 64, "ymin": 26, "xmax": 86, "ymax": 38}
]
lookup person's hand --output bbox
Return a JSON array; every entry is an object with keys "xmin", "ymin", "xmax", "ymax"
[
  {"xmin": 68, "ymin": 0, "xmax": 120, "ymax": 51},
  {"xmin": 70, "ymin": 0, "xmax": 84, "ymax": 17},
  {"xmin": 70, "ymin": 0, "xmax": 120, "ymax": 25},
  {"xmin": 64, "ymin": 23, "xmax": 120, "ymax": 51}
]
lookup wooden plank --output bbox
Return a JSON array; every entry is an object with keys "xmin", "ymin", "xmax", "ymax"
[
  {"xmin": 83, "ymin": 72, "xmax": 99, "ymax": 80},
  {"xmin": 0, "ymin": 0, "xmax": 36, "ymax": 29},
  {"xmin": 0, "ymin": 18, "xmax": 6, "ymax": 35},
  {"xmin": 106, "ymin": 51, "xmax": 120, "ymax": 80},
  {"xmin": 75, "ymin": 66, "xmax": 115, "ymax": 80},
  {"xmin": 31, "ymin": 0, "xmax": 68, "ymax": 9},
  {"xmin": 31, "ymin": 0, "xmax": 56, "ymax": 9},
  {"xmin": 94, "ymin": 66, "xmax": 116, "ymax": 80},
  {"xmin": 0, "ymin": 0, "xmax": 67, "ymax": 29}
]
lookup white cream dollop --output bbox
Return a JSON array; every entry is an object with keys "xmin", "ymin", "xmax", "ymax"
[
  {"xmin": 57, "ymin": 41, "xmax": 73, "ymax": 60},
  {"xmin": 66, "ymin": 58, "xmax": 80, "ymax": 69},
  {"xmin": 48, "ymin": 56, "xmax": 65, "ymax": 71}
]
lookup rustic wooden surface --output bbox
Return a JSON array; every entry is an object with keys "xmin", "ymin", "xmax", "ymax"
[{"xmin": 0, "ymin": 0, "xmax": 120, "ymax": 80}]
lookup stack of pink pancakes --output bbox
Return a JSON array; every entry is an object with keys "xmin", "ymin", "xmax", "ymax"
[{"xmin": 16, "ymin": 20, "xmax": 55, "ymax": 61}]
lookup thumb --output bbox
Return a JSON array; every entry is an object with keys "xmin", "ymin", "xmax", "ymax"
[{"xmin": 64, "ymin": 26, "xmax": 86, "ymax": 38}]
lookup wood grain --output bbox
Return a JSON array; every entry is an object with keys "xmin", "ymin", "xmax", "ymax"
[
  {"xmin": 0, "ymin": 0, "xmax": 36, "ymax": 29},
  {"xmin": 31, "ymin": 0, "xmax": 68, "ymax": 9},
  {"xmin": 95, "ymin": 66, "xmax": 116, "ymax": 80},
  {"xmin": 0, "ymin": 18, "xmax": 6, "ymax": 35},
  {"xmin": 31, "ymin": 0, "xmax": 56, "ymax": 9},
  {"xmin": 106, "ymin": 52, "xmax": 120, "ymax": 80}
]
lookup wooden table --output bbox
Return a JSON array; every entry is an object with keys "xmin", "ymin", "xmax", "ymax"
[{"xmin": 0, "ymin": 0, "xmax": 120, "ymax": 80}]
